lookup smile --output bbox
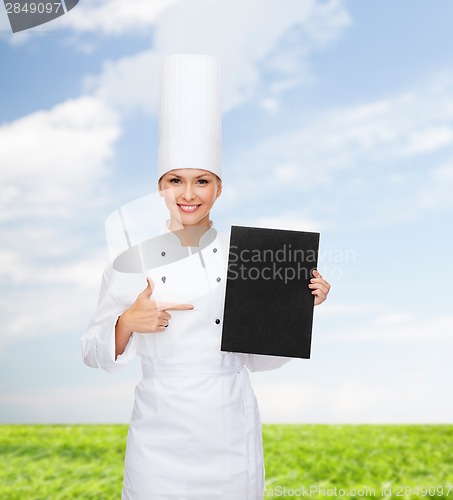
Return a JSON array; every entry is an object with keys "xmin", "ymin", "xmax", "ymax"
[{"xmin": 177, "ymin": 204, "xmax": 201, "ymax": 213}]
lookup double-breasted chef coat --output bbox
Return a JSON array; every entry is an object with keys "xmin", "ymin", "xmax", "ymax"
[{"xmin": 80, "ymin": 221, "xmax": 294, "ymax": 500}]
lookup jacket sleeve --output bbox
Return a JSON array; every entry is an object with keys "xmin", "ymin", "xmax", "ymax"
[
  {"xmin": 80, "ymin": 262, "xmax": 137, "ymax": 373},
  {"xmin": 242, "ymin": 353, "xmax": 295, "ymax": 372}
]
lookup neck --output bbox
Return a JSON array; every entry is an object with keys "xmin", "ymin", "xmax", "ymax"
[{"xmin": 168, "ymin": 220, "xmax": 213, "ymax": 247}]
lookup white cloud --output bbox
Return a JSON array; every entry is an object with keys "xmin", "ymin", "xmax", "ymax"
[
  {"xmin": 0, "ymin": 0, "xmax": 349, "ymax": 349},
  {"xmin": 0, "ymin": 243, "xmax": 107, "ymax": 289},
  {"xmin": 0, "ymin": 254, "xmax": 108, "ymax": 347},
  {"xmin": 0, "ymin": 3, "xmax": 26, "ymax": 43},
  {"xmin": 0, "ymin": 223, "xmax": 114, "ymax": 348},
  {"xmin": 399, "ymin": 126, "xmax": 453, "ymax": 156},
  {"xmin": 3, "ymin": 374, "xmax": 452, "ymax": 424},
  {"xmin": 0, "ymin": 95, "xmax": 121, "ymax": 220},
  {"xmin": 0, "ymin": 95, "xmax": 122, "ymax": 347},
  {"xmin": 314, "ymin": 302, "xmax": 383, "ymax": 317},
  {"xmin": 219, "ymin": 71, "xmax": 453, "ymax": 227},
  {"xmin": 83, "ymin": 0, "xmax": 351, "ymax": 114},
  {"xmin": 5, "ymin": 0, "xmax": 351, "ymax": 49},
  {"xmin": 321, "ymin": 314, "xmax": 453, "ymax": 343},
  {"xmin": 84, "ymin": 50, "xmax": 161, "ymax": 115},
  {"xmin": 238, "ymin": 76, "xmax": 453, "ymax": 187},
  {"xmin": 0, "ymin": 0, "xmax": 179, "ymax": 41},
  {"xmin": 432, "ymin": 162, "xmax": 453, "ymax": 180},
  {"xmin": 373, "ymin": 312, "xmax": 415, "ymax": 326},
  {"xmin": 0, "ymin": 379, "xmax": 139, "ymax": 423},
  {"xmin": 415, "ymin": 158, "xmax": 453, "ymax": 211},
  {"xmin": 251, "ymin": 213, "xmax": 322, "ymax": 232},
  {"xmin": 58, "ymin": 0, "xmax": 180, "ymax": 35},
  {"xmin": 259, "ymin": 97, "xmax": 280, "ymax": 114},
  {"xmin": 254, "ymin": 379, "xmax": 453, "ymax": 423}
]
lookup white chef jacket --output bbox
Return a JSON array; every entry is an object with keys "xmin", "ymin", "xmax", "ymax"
[{"xmin": 80, "ymin": 222, "xmax": 294, "ymax": 500}]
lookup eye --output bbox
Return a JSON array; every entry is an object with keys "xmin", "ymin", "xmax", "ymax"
[
  {"xmin": 169, "ymin": 178, "xmax": 180, "ymax": 184},
  {"xmin": 198, "ymin": 179, "xmax": 208, "ymax": 184}
]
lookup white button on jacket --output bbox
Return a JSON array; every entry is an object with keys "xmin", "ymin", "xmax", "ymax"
[{"xmin": 80, "ymin": 223, "xmax": 294, "ymax": 500}]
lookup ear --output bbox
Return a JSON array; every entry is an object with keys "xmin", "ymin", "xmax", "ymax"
[{"xmin": 215, "ymin": 176, "xmax": 222, "ymax": 197}]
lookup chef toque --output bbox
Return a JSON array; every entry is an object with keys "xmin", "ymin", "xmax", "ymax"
[{"xmin": 157, "ymin": 53, "xmax": 222, "ymax": 182}]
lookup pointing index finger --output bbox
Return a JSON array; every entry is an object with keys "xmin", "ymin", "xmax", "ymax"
[{"xmin": 155, "ymin": 301, "xmax": 194, "ymax": 311}]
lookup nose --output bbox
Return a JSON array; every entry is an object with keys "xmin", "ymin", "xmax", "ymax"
[{"xmin": 182, "ymin": 184, "xmax": 195, "ymax": 201}]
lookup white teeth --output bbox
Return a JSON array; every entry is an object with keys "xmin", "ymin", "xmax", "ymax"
[{"xmin": 180, "ymin": 205, "xmax": 198, "ymax": 211}]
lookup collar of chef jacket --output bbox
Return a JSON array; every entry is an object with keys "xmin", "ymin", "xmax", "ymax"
[{"xmin": 112, "ymin": 220, "xmax": 219, "ymax": 273}]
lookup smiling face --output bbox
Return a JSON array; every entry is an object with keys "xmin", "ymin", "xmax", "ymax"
[{"xmin": 158, "ymin": 168, "xmax": 222, "ymax": 231}]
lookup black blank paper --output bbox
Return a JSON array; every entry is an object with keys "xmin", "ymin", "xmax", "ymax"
[{"xmin": 221, "ymin": 225, "xmax": 320, "ymax": 359}]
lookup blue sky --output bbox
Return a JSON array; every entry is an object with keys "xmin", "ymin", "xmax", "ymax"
[{"xmin": 0, "ymin": 0, "xmax": 452, "ymax": 424}]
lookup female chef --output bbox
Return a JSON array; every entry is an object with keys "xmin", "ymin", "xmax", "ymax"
[{"xmin": 81, "ymin": 54, "xmax": 331, "ymax": 500}]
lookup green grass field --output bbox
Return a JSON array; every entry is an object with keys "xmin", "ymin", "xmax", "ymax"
[{"xmin": 0, "ymin": 424, "xmax": 452, "ymax": 499}]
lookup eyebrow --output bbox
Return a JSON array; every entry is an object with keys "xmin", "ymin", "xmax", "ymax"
[{"xmin": 170, "ymin": 174, "xmax": 210, "ymax": 179}]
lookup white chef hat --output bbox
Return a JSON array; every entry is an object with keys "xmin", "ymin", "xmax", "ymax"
[{"xmin": 157, "ymin": 53, "xmax": 222, "ymax": 182}]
